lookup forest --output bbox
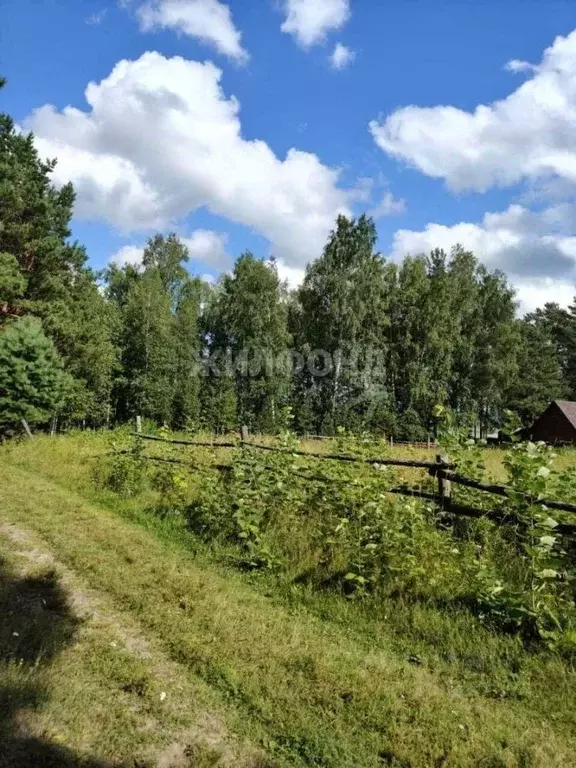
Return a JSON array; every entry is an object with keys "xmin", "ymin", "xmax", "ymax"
[{"xmin": 2, "ymin": 85, "xmax": 576, "ymax": 440}]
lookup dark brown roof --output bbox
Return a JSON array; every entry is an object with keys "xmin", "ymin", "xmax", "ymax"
[{"xmin": 553, "ymin": 400, "xmax": 576, "ymax": 429}]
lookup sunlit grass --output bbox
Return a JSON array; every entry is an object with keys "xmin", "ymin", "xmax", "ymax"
[{"xmin": 1, "ymin": 431, "xmax": 576, "ymax": 765}]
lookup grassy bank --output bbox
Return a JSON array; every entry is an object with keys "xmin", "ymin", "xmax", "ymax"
[{"xmin": 1, "ymin": 432, "xmax": 576, "ymax": 766}]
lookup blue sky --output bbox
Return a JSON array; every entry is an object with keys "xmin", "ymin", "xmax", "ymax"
[{"xmin": 2, "ymin": 0, "xmax": 576, "ymax": 310}]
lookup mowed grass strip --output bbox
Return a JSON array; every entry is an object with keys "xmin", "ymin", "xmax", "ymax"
[
  {"xmin": 0, "ymin": 531, "xmax": 271, "ymax": 768},
  {"xmin": 1, "ymin": 441, "xmax": 576, "ymax": 767}
]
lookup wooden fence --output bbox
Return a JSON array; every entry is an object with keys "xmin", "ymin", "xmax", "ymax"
[
  {"xmin": 130, "ymin": 426, "xmax": 576, "ymax": 536},
  {"xmin": 302, "ymin": 434, "xmax": 438, "ymax": 449}
]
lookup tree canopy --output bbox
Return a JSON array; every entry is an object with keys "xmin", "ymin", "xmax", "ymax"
[{"xmin": 1, "ymin": 83, "xmax": 573, "ymax": 437}]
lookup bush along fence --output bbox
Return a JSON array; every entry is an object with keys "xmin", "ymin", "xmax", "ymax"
[
  {"xmin": 102, "ymin": 422, "xmax": 576, "ymax": 646},
  {"xmin": 128, "ymin": 426, "xmax": 576, "ymax": 536}
]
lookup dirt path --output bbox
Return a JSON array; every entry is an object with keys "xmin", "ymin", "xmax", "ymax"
[{"xmin": 0, "ymin": 521, "xmax": 265, "ymax": 768}]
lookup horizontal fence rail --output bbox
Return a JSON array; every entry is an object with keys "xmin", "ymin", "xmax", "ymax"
[
  {"xmin": 128, "ymin": 427, "xmax": 576, "ymax": 534},
  {"xmin": 388, "ymin": 486, "xmax": 576, "ymax": 536},
  {"xmin": 432, "ymin": 468, "xmax": 576, "ymax": 515},
  {"xmin": 302, "ymin": 434, "xmax": 438, "ymax": 449},
  {"xmin": 132, "ymin": 433, "xmax": 238, "ymax": 448},
  {"xmin": 132, "ymin": 432, "xmax": 453, "ymax": 470}
]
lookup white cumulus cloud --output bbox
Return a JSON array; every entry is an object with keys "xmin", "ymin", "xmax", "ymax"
[
  {"xmin": 281, "ymin": 0, "xmax": 350, "ymax": 48},
  {"xmin": 513, "ymin": 279, "xmax": 576, "ymax": 314},
  {"xmin": 370, "ymin": 29, "xmax": 576, "ymax": 193},
  {"xmin": 109, "ymin": 229, "xmax": 229, "ymax": 271},
  {"xmin": 182, "ymin": 229, "xmax": 230, "ymax": 269},
  {"xmin": 369, "ymin": 191, "xmax": 406, "ymax": 218},
  {"xmin": 26, "ymin": 52, "xmax": 350, "ymax": 270},
  {"xmin": 137, "ymin": 0, "xmax": 248, "ymax": 62},
  {"xmin": 329, "ymin": 43, "xmax": 355, "ymax": 70},
  {"xmin": 276, "ymin": 261, "xmax": 305, "ymax": 288},
  {"xmin": 390, "ymin": 203, "xmax": 576, "ymax": 313},
  {"xmin": 504, "ymin": 58, "xmax": 536, "ymax": 74},
  {"xmin": 109, "ymin": 244, "xmax": 145, "ymax": 267}
]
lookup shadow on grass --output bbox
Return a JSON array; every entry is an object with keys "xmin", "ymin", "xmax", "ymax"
[{"xmin": 0, "ymin": 555, "xmax": 127, "ymax": 768}]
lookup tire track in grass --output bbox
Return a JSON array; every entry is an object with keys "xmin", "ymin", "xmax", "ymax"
[{"xmin": 0, "ymin": 521, "xmax": 271, "ymax": 768}]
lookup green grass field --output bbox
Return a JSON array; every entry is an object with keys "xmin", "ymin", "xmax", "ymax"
[{"xmin": 1, "ymin": 431, "xmax": 576, "ymax": 767}]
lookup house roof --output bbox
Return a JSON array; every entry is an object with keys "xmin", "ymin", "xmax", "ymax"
[{"xmin": 552, "ymin": 400, "xmax": 576, "ymax": 429}]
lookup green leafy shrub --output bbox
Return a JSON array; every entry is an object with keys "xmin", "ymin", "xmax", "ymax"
[
  {"xmin": 99, "ymin": 428, "xmax": 576, "ymax": 647},
  {"xmin": 103, "ymin": 454, "xmax": 147, "ymax": 497},
  {"xmin": 498, "ymin": 441, "xmax": 574, "ymax": 644},
  {"xmin": 186, "ymin": 446, "xmax": 294, "ymax": 569},
  {"xmin": 186, "ymin": 436, "xmax": 478, "ymax": 599},
  {"xmin": 150, "ymin": 463, "xmax": 190, "ymax": 517},
  {"xmin": 441, "ymin": 428, "xmax": 576, "ymax": 647},
  {"xmin": 96, "ymin": 437, "xmax": 148, "ymax": 497}
]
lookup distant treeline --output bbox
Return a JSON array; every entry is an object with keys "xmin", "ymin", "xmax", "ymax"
[{"xmin": 1, "ymin": 90, "xmax": 574, "ymax": 438}]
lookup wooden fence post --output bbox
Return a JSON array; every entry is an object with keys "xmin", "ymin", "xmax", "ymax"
[
  {"xmin": 240, "ymin": 424, "xmax": 249, "ymax": 445},
  {"xmin": 390, "ymin": 435, "xmax": 393, "ymax": 448},
  {"xmin": 21, "ymin": 419, "xmax": 33, "ymax": 440},
  {"xmin": 136, "ymin": 415, "xmax": 142, "ymax": 434},
  {"xmin": 436, "ymin": 453, "xmax": 451, "ymax": 507}
]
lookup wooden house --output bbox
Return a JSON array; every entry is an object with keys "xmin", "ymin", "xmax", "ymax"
[{"xmin": 523, "ymin": 400, "xmax": 576, "ymax": 444}]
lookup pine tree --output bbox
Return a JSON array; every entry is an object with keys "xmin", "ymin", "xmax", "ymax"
[
  {"xmin": 0, "ymin": 316, "xmax": 71, "ymax": 432},
  {"xmin": 0, "ymin": 80, "xmax": 116, "ymax": 425},
  {"xmin": 0, "ymin": 252, "xmax": 27, "ymax": 319},
  {"xmin": 0, "ymin": 97, "xmax": 85, "ymax": 307}
]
